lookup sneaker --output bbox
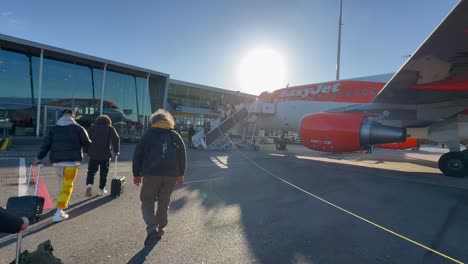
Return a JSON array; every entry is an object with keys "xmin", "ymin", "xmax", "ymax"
[
  {"xmin": 53, "ymin": 212, "xmax": 69, "ymax": 222},
  {"xmin": 98, "ymin": 189, "xmax": 108, "ymax": 196},
  {"xmin": 156, "ymin": 228, "xmax": 165, "ymax": 239},
  {"xmin": 144, "ymin": 230, "xmax": 159, "ymax": 246},
  {"xmin": 86, "ymin": 185, "xmax": 92, "ymax": 197}
]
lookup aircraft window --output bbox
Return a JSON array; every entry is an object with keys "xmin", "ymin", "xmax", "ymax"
[
  {"xmin": 331, "ymin": 93, "xmax": 336, "ymax": 98},
  {"xmin": 338, "ymin": 92, "xmax": 343, "ymax": 97},
  {"xmin": 324, "ymin": 94, "xmax": 328, "ymax": 98},
  {"xmin": 372, "ymin": 89, "xmax": 377, "ymax": 94},
  {"xmin": 354, "ymin": 90, "xmax": 360, "ymax": 96},
  {"xmin": 318, "ymin": 94, "xmax": 322, "ymax": 99},
  {"xmin": 311, "ymin": 96, "xmax": 315, "ymax": 100},
  {"xmin": 362, "ymin": 90, "xmax": 368, "ymax": 95},
  {"xmin": 346, "ymin": 91, "xmax": 351, "ymax": 96}
]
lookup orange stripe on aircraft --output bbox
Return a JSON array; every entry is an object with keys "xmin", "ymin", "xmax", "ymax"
[{"xmin": 267, "ymin": 80, "xmax": 386, "ymax": 103}]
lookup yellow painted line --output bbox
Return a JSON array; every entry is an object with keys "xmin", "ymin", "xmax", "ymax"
[
  {"xmin": 227, "ymin": 138, "xmax": 463, "ymax": 263},
  {"xmin": 0, "ymin": 137, "xmax": 8, "ymax": 151},
  {"xmin": 5, "ymin": 137, "xmax": 10, "ymax": 149}
]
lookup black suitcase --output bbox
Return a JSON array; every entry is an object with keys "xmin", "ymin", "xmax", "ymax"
[
  {"xmin": 6, "ymin": 164, "xmax": 45, "ymax": 224},
  {"xmin": 6, "ymin": 164, "xmax": 45, "ymax": 264},
  {"xmin": 110, "ymin": 156, "xmax": 125, "ymax": 198},
  {"xmin": 6, "ymin": 196, "xmax": 44, "ymax": 224}
]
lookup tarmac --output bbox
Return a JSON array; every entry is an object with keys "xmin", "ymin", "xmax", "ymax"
[{"xmin": 0, "ymin": 141, "xmax": 467, "ymax": 263}]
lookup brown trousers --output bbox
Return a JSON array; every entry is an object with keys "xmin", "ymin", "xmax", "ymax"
[{"xmin": 140, "ymin": 176, "xmax": 177, "ymax": 234}]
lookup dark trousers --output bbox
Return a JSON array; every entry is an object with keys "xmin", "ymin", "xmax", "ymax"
[
  {"xmin": 140, "ymin": 176, "xmax": 177, "ymax": 234},
  {"xmin": 86, "ymin": 159, "xmax": 110, "ymax": 189},
  {"xmin": 188, "ymin": 135, "xmax": 194, "ymax": 148}
]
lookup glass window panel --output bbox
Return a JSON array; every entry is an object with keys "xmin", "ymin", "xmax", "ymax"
[
  {"xmin": 103, "ymin": 71, "xmax": 142, "ymax": 137},
  {"xmin": 103, "ymin": 71, "xmax": 126, "ymax": 134},
  {"xmin": 136, "ymin": 77, "xmax": 150, "ymax": 124},
  {"xmin": 41, "ymin": 59, "xmax": 95, "ymax": 130},
  {"xmin": 0, "ymin": 50, "xmax": 36, "ymax": 136}
]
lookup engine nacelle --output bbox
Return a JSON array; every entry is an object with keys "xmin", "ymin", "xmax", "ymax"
[
  {"xmin": 300, "ymin": 112, "xmax": 407, "ymax": 153},
  {"xmin": 376, "ymin": 138, "xmax": 419, "ymax": 150}
]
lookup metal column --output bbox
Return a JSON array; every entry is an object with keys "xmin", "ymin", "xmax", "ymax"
[
  {"xmin": 99, "ymin": 64, "xmax": 107, "ymax": 115},
  {"xmin": 43, "ymin": 105, "xmax": 47, "ymax": 136},
  {"xmin": 142, "ymin": 73, "xmax": 150, "ymax": 128},
  {"xmin": 162, "ymin": 75, "xmax": 170, "ymax": 109},
  {"xmin": 134, "ymin": 76, "xmax": 140, "ymax": 123},
  {"xmin": 35, "ymin": 49, "xmax": 44, "ymax": 137}
]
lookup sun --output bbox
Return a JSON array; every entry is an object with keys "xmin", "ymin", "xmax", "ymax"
[{"xmin": 237, "ymin": 47, "xmax": 287, "ymax": 95}]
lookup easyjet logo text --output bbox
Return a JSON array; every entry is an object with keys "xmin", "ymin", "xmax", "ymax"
[{"xmin": 280, "ymin": 83, "xmax": 341, "ymax": 98}]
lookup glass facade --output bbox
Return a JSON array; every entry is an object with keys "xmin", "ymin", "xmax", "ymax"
[
  {"xmin": 0, "ymin": 50, "xmax": 37, "ymax": 136},
  {"xmin": 0, "ymin": 40, "xmax": 254, "ymax": 139},
  {"xmin": 0, "ymin": 48, "xmax": 157, "ymax": 138}
]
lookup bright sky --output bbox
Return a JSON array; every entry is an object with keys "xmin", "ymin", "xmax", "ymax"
[{"xmin": 0, "ymin": 0, "xmax": 459, "ymax": 96}]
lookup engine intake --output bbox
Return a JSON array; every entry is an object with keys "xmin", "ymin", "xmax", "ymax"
[
  {"xmin": 360, "ymin": 119, "xmax": 407, "ymax": 146},
  {"xmin": 300, "ymin": 112, "xmax": 407, "ymax": 153}
]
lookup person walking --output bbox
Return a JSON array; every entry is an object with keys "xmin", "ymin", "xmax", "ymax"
[
  {"xmin": 34, "ymin": 109, "xmax": 91, "ymax": 222},
  {"xmin": 132, "ymin": 109, "xmax": 186, "ymax": 246},
  {"xmin": 187, "ymin": 124, "xmax": 196, "ymax": 149},
  {"xmin": 84, "ymin": 115, "xmax": 120, "ymax": 196}
]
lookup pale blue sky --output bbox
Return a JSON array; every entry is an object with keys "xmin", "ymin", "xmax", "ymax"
[{"xmin": 0, "ymin": 0, "xmax": 459, "ymax": 95}]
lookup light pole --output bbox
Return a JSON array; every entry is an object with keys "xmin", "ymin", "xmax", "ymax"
[{"xmin": 336, "ymin": 0, "xmax": 343, "ymax": 81}]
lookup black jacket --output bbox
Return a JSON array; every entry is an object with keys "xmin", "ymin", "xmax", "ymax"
[
  {"xmin": 133, "ymin": 128, "xmax": 186, "ymax": 177},
  {"xmin": 37, "ymin": 118, "xmax": 91, "ymax": 163},
  {"xmin": 85, "ymin": 124, "xmax": 120, "ymax": 161},
  {"xmin": 0, "ymin": 207, "xmax": 24, "ymax": 234}
]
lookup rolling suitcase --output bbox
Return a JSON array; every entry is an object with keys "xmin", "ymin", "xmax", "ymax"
[
  {"xmin": 6, "ymin": 164, "xmax": 45, "ymax": 264},
  {"xmin": 110, "ymin": 156, "xmax": 125, "ymax": 198}
]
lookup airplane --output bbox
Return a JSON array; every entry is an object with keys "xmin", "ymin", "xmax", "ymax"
[{"xmin": 252, "ymin": 0, "xmax": 468, "ymax": 177}]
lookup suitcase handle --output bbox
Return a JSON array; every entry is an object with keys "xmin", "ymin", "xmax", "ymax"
[
  {"xmin": 113, "ymin": 155, "xmax": 118, "ymax": 179},
  {"xmin": 26, "ymin": 164, "xmax": 43, "ymax": 196},
  {"xmin": 15, "ymin": 233, "xmax": 22, "ymax": 264},
  {"xmin": 12, "ymin": 163, "xmax": 43, "ymax": 263}
]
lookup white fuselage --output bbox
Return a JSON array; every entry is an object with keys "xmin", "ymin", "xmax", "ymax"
[{"xmin": 253, "ymin": 100, "xmax": 353, "ymax": 131}]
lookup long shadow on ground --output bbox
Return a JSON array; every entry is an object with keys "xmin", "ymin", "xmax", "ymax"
[{"xmin": 178, "ymin": 148, "xmax": 468, "ymax": 263}]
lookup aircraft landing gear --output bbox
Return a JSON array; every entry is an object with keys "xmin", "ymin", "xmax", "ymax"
[
  {"xmin": 276, "ymin": 142, "xmax": 286, "ymax": 150},
  {"xmin": 276, "ymin": 130, "xmax": 287, "ymax": 150},
  {"xmin": 438, "ymin": 150, "xmax": 468, "ymax": 177}
]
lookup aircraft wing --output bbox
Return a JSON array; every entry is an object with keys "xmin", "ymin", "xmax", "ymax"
[{"xmin": 366, "ymin": 0, "xmax": 467, "ymax": 105}]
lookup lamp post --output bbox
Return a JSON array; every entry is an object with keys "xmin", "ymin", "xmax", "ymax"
[{"xmin": 336, "ymin": 0, "xmax": 343, "ymax": 81}]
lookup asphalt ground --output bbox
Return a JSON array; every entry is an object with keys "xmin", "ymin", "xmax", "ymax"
[{"xmin": 0, "ymin": 143, "xmax": 468, "ymax": 264}]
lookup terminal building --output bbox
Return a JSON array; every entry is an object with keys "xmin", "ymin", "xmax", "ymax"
[
  {"xmin": 0, "ymin": 34, "xmax": 256, "ymax": 140},
  {"xmin": 167, "ymin": 79, "xmax": 255, "ymax": 133}
]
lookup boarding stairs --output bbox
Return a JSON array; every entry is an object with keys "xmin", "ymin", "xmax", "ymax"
[{"xmin": 192, "ymin": 107, "xmax": 249, "ymax": 150}]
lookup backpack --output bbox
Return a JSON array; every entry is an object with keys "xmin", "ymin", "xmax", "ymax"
[
  {"xmin": 144, "ymin": 130, "xmax": 180, "ymax": 174},
  {"xmin": 10, "ymin": 240, "xmax": 63, "ymax": 264}
]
